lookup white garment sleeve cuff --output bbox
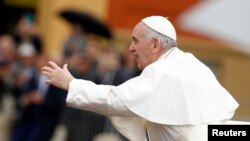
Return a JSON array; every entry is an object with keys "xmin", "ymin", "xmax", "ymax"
[{"xmin": 66, "ymin": 79, "xmax": 110, "ymax": 115}]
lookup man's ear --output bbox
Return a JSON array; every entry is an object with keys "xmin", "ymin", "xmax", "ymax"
[{"xmin": 152, "ymin": 38, "xmax": 161, "ymax": 53}]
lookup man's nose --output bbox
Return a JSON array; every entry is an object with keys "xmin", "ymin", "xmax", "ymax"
[{"xmin": 129, "ymin": 44, "xmax": 135, "ymax": 52}]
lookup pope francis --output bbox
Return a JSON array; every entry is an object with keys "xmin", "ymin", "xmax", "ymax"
[{"xmin": 42, "ymin": 16, "xmax": 239, "ymax": 141}]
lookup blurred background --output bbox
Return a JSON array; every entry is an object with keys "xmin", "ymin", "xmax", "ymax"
[{"xmin": 0, "ymin": 0, "xmax": 249, "ymax": 141}]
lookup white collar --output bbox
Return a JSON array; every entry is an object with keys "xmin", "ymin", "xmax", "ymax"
[{"xmin": 158, "ymin": 47, "xmax": 176, "ymax": 60}]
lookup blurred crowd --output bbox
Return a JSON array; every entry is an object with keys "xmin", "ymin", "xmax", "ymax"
[{"xmin": 0, "ymin": 13, "xmax": 141, "ymax": 141}]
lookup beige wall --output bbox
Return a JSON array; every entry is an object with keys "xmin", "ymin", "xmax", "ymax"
[
  {"xmin": 37, "ymin": 0, "xmax": 108, "ymax": 55},
  {"xmin": 223, "ymin": 57, "xmax": 250, "ymax": 120}
]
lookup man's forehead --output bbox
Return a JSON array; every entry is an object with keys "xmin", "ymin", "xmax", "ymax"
[
  {"xmin": 135, "ymin": 22, "xmax": 145, "ymax": 30},
  {"xmin": 132, "ymin": 22, "xmax": 146, "ymax": 37}
]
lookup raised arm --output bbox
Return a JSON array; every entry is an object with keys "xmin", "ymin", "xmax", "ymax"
[{"xmin": 41, "ymin": 61, "xmax": 135, "ymax": 116}]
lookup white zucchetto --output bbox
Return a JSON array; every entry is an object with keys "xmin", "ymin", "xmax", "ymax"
[{"xmin": 142, "ymin": 16, "xmax": 177, "ymax": 40}]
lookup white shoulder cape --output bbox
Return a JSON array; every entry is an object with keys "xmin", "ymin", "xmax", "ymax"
[{"xmin": 111, "ymin": 48, "xmax": 239, "ymax": 125}]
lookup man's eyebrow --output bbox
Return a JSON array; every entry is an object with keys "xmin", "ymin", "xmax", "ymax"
[{"xmin": 132, "ymin": 36, "xmax": 138, "ymax": 42}]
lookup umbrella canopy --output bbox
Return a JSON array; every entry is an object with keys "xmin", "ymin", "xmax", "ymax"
[{"xmin": 60, "ymin": 10, "xmax": 112, "ymax": 39}]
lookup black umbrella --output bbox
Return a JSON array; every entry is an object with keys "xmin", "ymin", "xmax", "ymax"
[{"xmin": 59, "ymin": 10, "xmax": 112, "ymax": 39}]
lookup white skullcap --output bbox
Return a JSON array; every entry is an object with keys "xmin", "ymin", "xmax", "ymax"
[
  {"xmin": 142, "ymin": 16, "xmax": 176, "ymax": 40},
  {"xmin": 17, "ymin": 42, "xmax": 37, "ymax": 57}
]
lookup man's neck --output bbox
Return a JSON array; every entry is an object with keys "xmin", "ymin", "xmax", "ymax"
[{"xmin": 158, "ymin": 47, "xmax": 176, "ymax": 60}]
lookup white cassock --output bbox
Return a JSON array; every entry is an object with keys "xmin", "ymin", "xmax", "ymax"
[{"xmin": 66, "ymin": 47, "xmax": 239, "ymax": 141}]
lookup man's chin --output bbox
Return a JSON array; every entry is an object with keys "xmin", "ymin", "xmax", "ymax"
[{"xmin": 137, "ymin": 64, "xmax": 143, "ymax": 70}]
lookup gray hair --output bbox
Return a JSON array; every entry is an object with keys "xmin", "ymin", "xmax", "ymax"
[{"xmin": 144, "ymin": 24, "xmax": 177, "ymax": 49}]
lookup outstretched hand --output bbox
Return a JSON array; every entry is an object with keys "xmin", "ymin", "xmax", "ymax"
[{"xmin": 41, "ymin": 61, "xmax": 74, "ymax": 91}]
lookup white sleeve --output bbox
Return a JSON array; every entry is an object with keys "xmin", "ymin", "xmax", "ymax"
[
  {"xmin": 66, "ymin": 79, "xmax": 135, "ymax": 116},
  {"xmin": 107, "ymin": 90, "xmax": 136, "ymax": 116}
]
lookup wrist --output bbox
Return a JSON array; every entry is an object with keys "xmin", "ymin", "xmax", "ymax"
[{"xmin": 65, "ymin": 77, "xmax": 74, "ymax": 91}]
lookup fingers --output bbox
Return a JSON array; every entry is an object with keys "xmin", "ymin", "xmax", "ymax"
[
  {"xmin": 41, "ymin": 66, "xmax": 54, "ymax": 78},
  {"xmin": 40, "ymin": 61, "xmax": 59, "ymax": 87},
  {"xmin": 63, "ymin": 64, "xmax": 68, "ymax": 71},
  {"xmin": 41, "ymin": 71, "xmax": 51, "ymax": 78},
  {"xmin": 42, "ymin": 66, "xmax": 54, "ymax": 73},
  {"xmin": 45, "ymin": 79, "xmax": 52, "ymax": 85},
  {"xmin": 41, "ymin": 61, "xmax": 61, "ymax": 77},
  {"xmin": 48, "ymin": 61, "xmax": 60, "ymax": 69}
]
